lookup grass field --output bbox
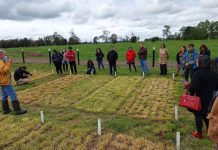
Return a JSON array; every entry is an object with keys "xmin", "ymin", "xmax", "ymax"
[
  {"xmin": 0, "ymin": 63, "xmax": 217, "ymax": 149},
  {"xmin": 4, "ymin": 40, "xmax": 218, "ymax": 62}
]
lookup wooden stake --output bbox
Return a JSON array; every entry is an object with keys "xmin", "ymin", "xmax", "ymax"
[
  {"xmin": 40, "ymin": 111, "xmax": 45, "ymax": 123},
  {"xmin": 176, "ymin": 132, "xmax": 180, "ymax": 150},
  {"xmin": 98, "ymin": 118, "xmax": 101, "ymax": 135},
  {"xmin": 175, "ymin": 105, "xmax": 178, "ymax": 121}
]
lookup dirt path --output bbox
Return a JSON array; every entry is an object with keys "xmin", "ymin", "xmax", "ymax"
[{"xmin": 14, "ymin": 58, "xmax": 177, "ymax": 67}]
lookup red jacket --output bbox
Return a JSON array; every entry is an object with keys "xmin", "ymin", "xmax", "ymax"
[
  {"xmin": 65, "ymin": 50, "xmax": 76, "ymax": 62},
  {"xmin": 126, "ymin": 49, "xmax": 136, "ymax": 63}
]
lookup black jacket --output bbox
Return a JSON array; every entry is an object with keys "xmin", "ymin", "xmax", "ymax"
[
  {"xmin": 176, "ymin": 52, "xmax": 184, "ymax": 65},
  {"xmin": 14, "ymin": 68, "xmax": 31, "ymax": 81},
  {"xmin": 200, "ymin": 50, "xmax": 211, "ymax": 57},
  {"xmin": 188, "ymin": 67, "xmax": 218, "ymax": 115},
  {"xmin": 96, "ymin": 51, "xmax": 104, "ymax": 61},
  {"xmin": 52, "ymin": 52, "xmax": 63, "ymax": 63},
  {"xmin": 107, "ymin": 50, "xmax": 118, "ymax": 63}
]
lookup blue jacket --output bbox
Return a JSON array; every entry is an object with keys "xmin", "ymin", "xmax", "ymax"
[{"xmin": 183, "ymin": 49, "xmax": 198, "ymax": 69}]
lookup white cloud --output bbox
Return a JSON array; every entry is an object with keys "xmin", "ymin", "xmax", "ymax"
[{"xmin": 0, "ymin": 0, "xmax": 218, "ymax": 41}]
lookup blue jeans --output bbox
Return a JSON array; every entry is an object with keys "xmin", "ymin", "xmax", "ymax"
[
  {"xmin": 140, "ymin": 60, "xmax": 149, "ymax": 73},
  {"xmin": 1, "ymin": 84, "xmax": 17, "ymax": 102},
  {"xmin": 97, "ymin": 60, "xmax": 104, "ymax": 69}
]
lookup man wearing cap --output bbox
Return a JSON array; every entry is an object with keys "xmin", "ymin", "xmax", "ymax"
[{"xmin": 0, "ymin": 49, "xmax": 27, "ymax": 115}]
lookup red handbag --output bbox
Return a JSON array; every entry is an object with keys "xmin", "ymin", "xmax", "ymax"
[{"xmin": 179, "ymin": 94, "xmax": 201, "ymax": 111}]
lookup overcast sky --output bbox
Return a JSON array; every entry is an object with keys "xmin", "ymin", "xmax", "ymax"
[{"xmin": 0, "ymin": 0, "xmax": 218, "ymax": 41}]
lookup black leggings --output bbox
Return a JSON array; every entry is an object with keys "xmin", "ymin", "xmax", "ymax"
[
  {"xmin": 63, "ymin": 61, "xmax": 68, "ymax": 72},
  {"xmin": 193, "ymin": 112, "xmax": 209, "ymax": 132},
  {"xmin": 54, "ymin": 62, "xmax": 63, "ymax": 74},
  {"xmin": 128, "ymin": 63, "xmax": 137, "ymax": 72},
  {"xmin": 184, "ymin": 67, "xmax": 194, "ymax": 81},
  {"xmin": 160, "ymin": 64, "xmax": 167, "ymax": 75},
  {"xmin": 69, "ymin": 61, "xmax": 77, "ymax": 74}
]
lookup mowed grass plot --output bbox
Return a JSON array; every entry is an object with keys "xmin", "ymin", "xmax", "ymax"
[{"xmin": 0, "ymin": 63, "xmax": 216, "ymax": 149}]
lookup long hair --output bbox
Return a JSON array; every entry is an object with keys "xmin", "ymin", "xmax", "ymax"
[
  {"xmin": 87, "ymin": 60, "xmax": 94, "ymax": 67},
  {"xmin": 96, "ymin": 48, "xmax": 102, "ymax": 53},
  {"xmin": 200, "ymin": 44, "xmax": 209, "ymax": 51}
]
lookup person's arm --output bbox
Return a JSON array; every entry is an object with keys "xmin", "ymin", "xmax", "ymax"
[
  {"xmin": 107, "ymin": 52, "xmax": 109, "ymax": 61},
  {"xmin": 144, "ymin": 49, "xmax": 147, "ymax": 59},
  {"xmin": 126, "ymin": 52, "xmax": 128, "ymax": 61},
  {"xmin": 0, "ymin": 58, "xmax": 12, "ymax": 74},
  {"xmin": 208, "ymin": 50, "xmax": 211, "ymax": 57},
  {"xmin": 102, "ymin": 52, "xmax": 104, "ymax": 58},
  {"xmin": 133, "ymin": 51, "xmax": 136, "ymax": 59},
  {"xmin": 23, "ymin": 70, "xmax": 30, "ymax": 75},
  {"xmin": 176, "ymin": 52, "xmax": 180, "ymax": 64},
  {"xmin": 188, "ymin": 72, "xmax": 200, "ymax": 96},
  {"xmin": 115, "ymin": 52, "xmax": 118, "ymax": 60}
]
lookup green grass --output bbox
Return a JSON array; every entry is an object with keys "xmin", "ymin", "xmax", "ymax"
[
  {"xmin": 0, "ymin": 63, "xmax": 217, "ymax": 149},
  {"xmin": 4, "ymin": 39, "xmax": 218, "ymax": 62}
]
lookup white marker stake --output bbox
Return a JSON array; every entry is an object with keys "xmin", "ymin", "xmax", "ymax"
[
  {"xmin": 176, "ymin": 132, "xmax": 180, "ymax": 150},
  {"xmin": 175, "ymin": 105, "xmax": 178, "ymax": 121},
  {"xmin": 114, "ymin": 71, "xmax": 117, "ymax": 78},
  {"xmin": 98, "ymin": 118, "xmax": 101, "ymax": 135},
  {"xmin": 40, "ymin": 111, "xmax": 45, "ymax": 123},
  {"xmin": 70, "ymin": 70, "xmax": 72, "ymax": 75},
  {"xmin": 142, "ymin": 72, "xmax": 145, "ymax": 77},
  {"xmin": 52, "ymin": 69, "xmax": 54, "ymax": 74},
  {"xmin": 173, "ymin": 73, "xmax": 175, "ymax": 80},
  {"xmin": 34, "ymin": 69, "xmax": 37, "ymax": 74}
]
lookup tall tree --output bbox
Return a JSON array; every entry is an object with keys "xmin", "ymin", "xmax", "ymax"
[
  {"xmin": 99, "ymin": 30, "xmax": 111, "ymax": 43},
  {"xmin": 93, "ymin": 36, "xmax": 98, "ymax": 44},
  {"xmin": 110, "ymin": 33, "xmax": 118, "ymax": 44},
  {"xmin": 162, "ymin": 25, "xmax": 171, "ymax": 39},
  {"xmin": 68, "ymin": 30, "xmax": 80, "ymax": 45}
]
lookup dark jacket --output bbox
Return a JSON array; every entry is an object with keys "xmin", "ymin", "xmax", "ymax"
[
  {"xmin": 87, "ymin": 61, "xmax": 96, "ymax": 74},
  {"xmin": 14, "ymin": 68, "xmax": 31, "ymax": 81},
  {"xmin": 107, "ymin": 50, "xmax": 118, "ymax": 63},
  {"xmin": 176, "ymin": 52, "xmax": 184, "ymax": 65},
  {"xmin": 138, "ymin": 47, "xmax": 147, "ymax": 60},
  {"xmin": 87, "ymin": 61, "xmax": 95, "ymax": 70},
  {"xmin": 52, "ymin": 52, "xmax": 63, "ymax": 63},
  {"xmin": 188, "ymin": 67, "xmax": 218, "ymax": 115},
  {"xmin": 96, "ymin": 51, "xmax": 104, "ymax": 61},
  {"xmin": 200, "ymin": 50, "xmax": 211, "ymax": 57}
]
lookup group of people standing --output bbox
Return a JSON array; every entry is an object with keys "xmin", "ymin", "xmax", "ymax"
[
  {"xmin": 51, "ymin": 47, "xmax": 77, "ymax": 75},
  {"xmin": 51, "ymin": 44, "xmax": 151, "ymax": 76},
  {"xmin": 175, "ymin": 43, "xmax": 211, "ymax": 81}
]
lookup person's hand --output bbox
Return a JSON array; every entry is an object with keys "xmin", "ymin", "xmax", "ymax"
[
  {"xmin": 186, "ymin": 90, "xmax": 190, "ymax": 95},
  {"xmin": 185, "ymin": 62, "xmax": 189, "ymax": 66},
  {"xmin": 8, "ymin": 57, "xmax": 13, "ymax": 64}
]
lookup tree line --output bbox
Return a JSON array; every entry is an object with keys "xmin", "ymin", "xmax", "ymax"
[{"xmin": 0, "ymin": 20, "xmax": 218, "ymax": 48}]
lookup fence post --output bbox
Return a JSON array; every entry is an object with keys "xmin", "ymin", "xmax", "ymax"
[
  {"xmin": 152, "ymin": 47, "xmax": 155, "ymax": 67},
  {"xmin": 77, "ymin": 49, "xmax": 80, "ymax": 65},
  {"xmin": 48, "ymin": 48, "xmax": 51, "ymax": 65},
  {"xmin": 22, "ymin": 49, "xmax": 25, "ymax": 64}
]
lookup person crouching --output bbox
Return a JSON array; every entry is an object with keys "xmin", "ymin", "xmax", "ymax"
[
  {"xmin": 0, "ymin": 49, "xmax": 27, "ymax": 115},
  {"xmin": 14, "ymin": 66, "xmax": 32, "ymax": 85},
  {"xmin": 86, "ymin": 60, "xmax": 96, "ymax": 75}
]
